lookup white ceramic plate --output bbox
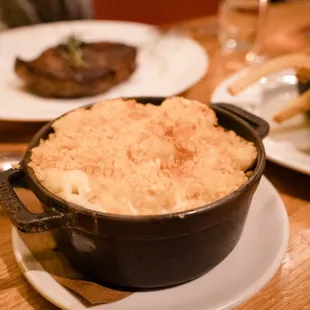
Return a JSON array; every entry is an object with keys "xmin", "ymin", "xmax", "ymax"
[
  {"xmin": 12, "ymin": 176, "xmax": 289, "ymax": 310},
  {"xmin": 212, "ymin": 70, "xmax": 310, "ymax": 175},
  {"xmin": 0, "ymin": 20, "xmax": 208, "ymax": 122}
]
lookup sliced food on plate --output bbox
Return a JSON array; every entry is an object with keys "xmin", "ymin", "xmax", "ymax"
[
  {"xmin": 227, "ymin": 53, "xmax": 310, "ymax": 123},
  {"xmin": 15, "ymin": 35, "xmax": 137, "ymax": 98}
]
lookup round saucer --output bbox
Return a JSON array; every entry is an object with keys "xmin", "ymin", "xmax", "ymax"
[{"xmin": 12, "ymin": 176, "xmax": 289, "ymax": 310}]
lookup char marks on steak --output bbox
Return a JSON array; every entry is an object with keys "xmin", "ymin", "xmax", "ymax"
[{"xmin": 14, "ymin": 39, "xmax": 137, "ymax": 98}]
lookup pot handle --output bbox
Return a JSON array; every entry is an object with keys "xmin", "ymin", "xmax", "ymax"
[
  {"xmin": 212, "ymin": 103, "xmax": 270, "ymax": 139},
  {"xmin": 0, "ymin": 167, "xmax": 70, "ymax": 233}
]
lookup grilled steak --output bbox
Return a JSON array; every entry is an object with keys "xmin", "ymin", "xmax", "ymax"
[{"xmin": 14, "ymin": 37, "xmax": 137, "ymax": 98}]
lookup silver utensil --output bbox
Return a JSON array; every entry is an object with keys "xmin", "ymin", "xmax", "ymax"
[{"xmin": 0, "ymin": 152, "xmax": 24, "ymax": 173}]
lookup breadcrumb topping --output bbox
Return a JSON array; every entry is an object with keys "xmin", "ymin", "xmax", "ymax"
[{"xmin": 29, "ymin": 97, "xmax": 257, "ymax": 215}]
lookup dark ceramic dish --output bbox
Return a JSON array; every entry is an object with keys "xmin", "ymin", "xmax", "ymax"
[{"xmin": 0, "ymin": 97, "xmax": 269, "ymax": 289}]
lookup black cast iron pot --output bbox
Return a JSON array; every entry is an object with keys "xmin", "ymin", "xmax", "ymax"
[{"xmin": 0, "ymin": 97, "xmax": 269, "ymax": 289}]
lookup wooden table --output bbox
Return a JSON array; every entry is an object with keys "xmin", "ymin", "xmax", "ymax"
[{"xmin": 1, "ymin": 3, "xmax": 310, "ymax": 310}]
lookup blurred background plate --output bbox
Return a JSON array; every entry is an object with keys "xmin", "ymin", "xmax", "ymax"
[
  {"xmin": 212, "ymin": 69, "xmax": 310, "ymax": 175},
  {"xmin": 0, "ymin": 20, "xmax": 208, "ymax": 122}
]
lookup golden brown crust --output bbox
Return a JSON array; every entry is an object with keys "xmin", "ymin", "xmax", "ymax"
[{"xmin": 29, "ymin": 97, "xmax": 257, "ymax": 215}]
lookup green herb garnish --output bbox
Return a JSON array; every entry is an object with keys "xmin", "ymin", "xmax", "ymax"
[{"xmin": 61, "ymin": 35, "xmax": 86, "ymax": 68}]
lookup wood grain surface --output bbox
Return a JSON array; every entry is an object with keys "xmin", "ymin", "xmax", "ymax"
[{"xmin": 0, "ymin": 2, "xmax": 310, "ymax": 309}]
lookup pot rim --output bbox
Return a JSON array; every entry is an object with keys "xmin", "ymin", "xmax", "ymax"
[{"xmin": 23, "ymin": 97, "xmax": 266, "ymax": 223}]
